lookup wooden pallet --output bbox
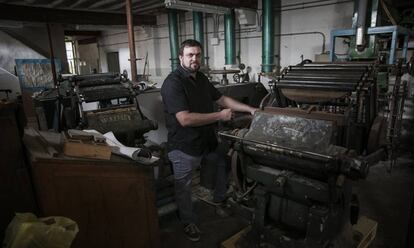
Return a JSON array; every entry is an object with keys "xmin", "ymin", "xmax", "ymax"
[
  {"xmin": 221, "ymin": 216, "xmax": 377, "ymax": 248},
  {"xmin": 221, "ymin": 225, "xmax": 251, "ymax": 248},
  {"xmin": 353, "ymin": 216, "xmax": 378, "ymax": 248}
]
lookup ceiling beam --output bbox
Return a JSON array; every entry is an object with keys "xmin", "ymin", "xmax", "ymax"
[
  {"xmin": 78, "ymin": 37, "xmax": 98, "ymax": 45},
  {"xmin": 64, "ymin": 30, "xmax": 101, "ymax": 36},
  {"xmin": 0, "ymin": 4, "xmax": 157, "ymax": 26},
  {"xmin": 183, "ymin": 0, "xmax": 257, "ymax": 9}
]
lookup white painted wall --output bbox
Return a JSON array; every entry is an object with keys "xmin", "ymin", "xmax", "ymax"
[
  {"xmin": 0, "ymin": 31, "xmax": 45, "ymax": 74},
  {"xmin": 98, "ymin": 0, "xmax": 354, "ymax": 87},
  {"xmin": 280, "ymin": 0, "xmax": 353, "ymax": 66},
  {"xmin": 78, "ymin": 42, "xmax": 99, "ymax": 74},
  {"xmin": 0, "ymin": 67, "xmax": 20, "ymax": 100}
]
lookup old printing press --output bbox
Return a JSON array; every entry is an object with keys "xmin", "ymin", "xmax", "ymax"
[
  {"xmin": 33, "ymin": 72, "xmax": 157, "ymax": 146},
  {"xmin": 220, "ymin": 62, "xmax": 407, "ymax": 247}
]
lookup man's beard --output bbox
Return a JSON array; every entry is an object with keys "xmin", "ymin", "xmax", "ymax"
[{"xmin": 182, "ymin": 62, "xmax": 200, "ymax": 73}]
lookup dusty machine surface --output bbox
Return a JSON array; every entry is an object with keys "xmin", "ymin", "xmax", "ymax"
[
  {"xmin": 219, "ymin": 62, "xmax": 408, "ymax": 247},
  {"xmin": 33, "ymin": 72, "xmax": 157, "ymax": 146}
]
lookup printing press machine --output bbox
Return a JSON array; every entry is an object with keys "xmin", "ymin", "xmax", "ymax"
[
  {"xmin": 33, "ymin": 72, "xmax": 157, "ymax": 146},
  {"xmin": 219, "ymin": 61, "xmax": 408, "ymax": 247}
]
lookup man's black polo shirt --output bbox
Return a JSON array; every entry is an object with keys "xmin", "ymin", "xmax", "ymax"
[{"xmin": 161, "ymin": 65, "xmax": 222, "ymax": 156}]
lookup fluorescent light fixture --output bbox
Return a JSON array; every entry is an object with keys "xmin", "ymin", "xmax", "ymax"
[{"xmin": 164, "ymin": 0, "xmax": 230, "ymax": 15}]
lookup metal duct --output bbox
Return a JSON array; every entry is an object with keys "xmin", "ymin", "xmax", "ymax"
[
  {"xmin": 224, "ymin": 9, "xmax": 236, "ymax": 65},
  {"xmin": 356, "ymin": 0, "xmax": 368, "ymax": 51},
  {"xmin": 262, "ymin": 0, "xmax": 274, "ymax": 73},
  {"xmin": 168, "ymin": 11, "xmax": 180, "ymax": 71}
]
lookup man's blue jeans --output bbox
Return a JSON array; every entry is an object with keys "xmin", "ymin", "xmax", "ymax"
[{"xmin": 168, "ymin": 147, "xmax": 227, "ymax": 224}]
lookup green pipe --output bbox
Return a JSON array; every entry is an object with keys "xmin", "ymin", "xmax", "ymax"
[
  {"xmin": 193, "ymin": 11, "xmax": 204, "ymax": 65},
  {"xmin": 168, "ymin": 11, "xmax": 179, "ymax": 71},
  {"xmin": 262, "ymin": 0, "xmax": 274, "ymax": 73},
  {"xmin": 224, "ymin": 9, "xmax": 236, "ymax": 65}
]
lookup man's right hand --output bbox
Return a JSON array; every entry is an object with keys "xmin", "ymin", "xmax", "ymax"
[{"xmin": 219, "ymin": 108, "xmax": 233, "ymax": 121}]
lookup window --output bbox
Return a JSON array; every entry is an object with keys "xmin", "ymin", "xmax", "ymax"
[{"xmin": 65, "ymin": 41, "xmax": 77, "ymax": 74}]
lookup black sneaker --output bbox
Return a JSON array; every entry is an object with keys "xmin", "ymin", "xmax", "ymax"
[
  {"xmin": 215, "ymin": 205, "xmax": 232, "ymax": 218},
  {"xmin": 183, "ymin": 223, "xmax": 201, "ymax": 242},
  {"xmin": 211, "ymin": 198, "xmax": 227, "ymax": 207}
]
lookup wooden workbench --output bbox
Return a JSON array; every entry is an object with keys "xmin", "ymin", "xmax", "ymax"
[{"xmin": 23, "ymin": 129, "xmax": 160, "ymax": 248}]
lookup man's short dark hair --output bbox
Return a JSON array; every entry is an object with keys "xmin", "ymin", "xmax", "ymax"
[{"xmin": 179, "ymin": 39, "xmax": 203, "ymax": 56}]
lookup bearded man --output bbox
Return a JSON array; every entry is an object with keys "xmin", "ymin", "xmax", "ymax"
[{"xmin": 161, "ymin": 39, "xmax": 257, "ymax": 242}]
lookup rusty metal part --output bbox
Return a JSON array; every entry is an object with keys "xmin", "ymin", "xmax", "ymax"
[
  {"xmin": 274, "ymin": 63, "xmax": 374, "ymax": 104},
  {"xmin": 219, "ymin": 131, "xmax": 333, "ymax": 162},
  {"xmin": 126, "ymin": 0, "xmax": 137, "ymax": 82},
  {"xmin": 263, "ymin": 107, "xmax": 348, "ymax": 126},
  {"xmin": 46, "ymin": 23, "xmax": 57, "ymax": 86},
  {"xmin": 407, "ymin": 56, "xmax": 414, "ymax": 75},
  {"xmin": 302, "ymin": 62, "xmax": 373, "ymax": 67},
  {"xmin": 230, "ymin": 149, "xmax": 242, "ymax": 190},
  {"xmin": 209, "ymin": 69, "xmax": 240, "ymax": 74},
  {"xmin": 386, "ymin": 61, "xmax": 408, "ymax": 170},
  {"xmin": 85, "ymin": 105, "xmax": 157, "ymax": 135},
  {"xmin": 367, "ymin": 116, "xmax": 387, "ymax": 154},
  {"xmin": 281, "ymin": 89, "xmax": 349, "ymax": 103},
  {"xmin": 288, "ymin": 65, "xmax": 369, "ymax": 72},
  {"xmin": 282, "ymin": 75, "xmax": 361, "ymax": 82}
]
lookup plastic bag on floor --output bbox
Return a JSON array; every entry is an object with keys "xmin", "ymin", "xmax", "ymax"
[{"xmin": 2, "ymin": 213, "xmax": 79, "ymax": 248}]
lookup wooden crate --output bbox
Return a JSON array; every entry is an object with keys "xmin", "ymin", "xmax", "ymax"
[
  {"xmin": 63, "ymin": 139, "xmax": 111, "ymax": 160},
  {"xmin": 221, "ymin": 216, "xmax": 377, "ymax": 248}
]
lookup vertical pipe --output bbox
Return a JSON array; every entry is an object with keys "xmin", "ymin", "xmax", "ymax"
[
  {"xmin": 46, "ymin": 23, "xmax": 60, "ymax": 131},
  {"xmin": 204, "ymin": 13, "xmax": 210, "ymax": 69},
  {"xmin": 274, "ymin": 1, "xmax": 281, "ymax": 74},
  {"xmin": 356, "ymin": 0, "xmax": 368, "ymax": 51},
  {"xmin": 224, "ymin": 9, "xmax": 236, "ymax": 65},
  {"xmin": 389, "ymin": 30, "xmax": 397, "ymax": 64},
  {"xmin": 126, "ymin": 0, "xmax": 137, "ymax": 82},
  {"xmin": 46, "ymin": 23, "xmax": 57, "ymax": 85},
  {"xmin": 168, "ymin": 11, "xmax": 180, "ymax": 71},
  {"xmin": 262, "ymin": 0, "xmax": 274, "ymax": 73},
  {"xmin": 330, "ymin": 31, "xmax": 336, "ymax": 62},
  {"xmin": 402, "ymin": 34, "xmax": 409, "ymax": 63},
  {"xmin": 193, "ymin": 11, "xmax": 204, "ymax": 65}
]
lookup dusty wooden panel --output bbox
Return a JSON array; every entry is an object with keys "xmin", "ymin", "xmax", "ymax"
[
  {"xmin": 0, "ymin": 101, "xmax": 37, "ymax": 241},
  {"xmin": 63, "ymin": 140, "xmax": 112, "ymax": 160},
  {"xmin": 30, "ymin": 157, "xmax": 160, "ymax": 248},
  {"xmin": 0, "ymin": 3, "xmax": 156, "ymax": 25}
]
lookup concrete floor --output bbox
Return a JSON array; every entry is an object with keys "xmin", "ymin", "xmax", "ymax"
[
  {"xmin": 353, "ymin": 99, "xmax": 414, "ymax": 248},
  {"xmin": 159, "ymin": 99, "xmax": 414, "ymax": 248},
  {"xmin": 159, "ymin": 201, "xmax": 249, "ymax": 248}
]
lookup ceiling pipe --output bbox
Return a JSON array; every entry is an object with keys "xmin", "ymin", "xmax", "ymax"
[
  {"xmin": 224, "ymin": 9, "xmax": 236, "ymax": 65},
  {"xmin": 193, "ymin": 11, "xmax": 204, "ymax": 65},
  {"xmin": 126, "ymin": 0, "xmax": 137, "ymax": 82},
  {"xmin": 168, "ymin": 11, "xmax": 180, "ymax": 71}
]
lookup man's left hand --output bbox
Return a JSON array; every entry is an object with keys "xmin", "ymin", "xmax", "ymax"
[{"xmin": 250, "ymin": 108, "xmax": 259, "ymax": 115}]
